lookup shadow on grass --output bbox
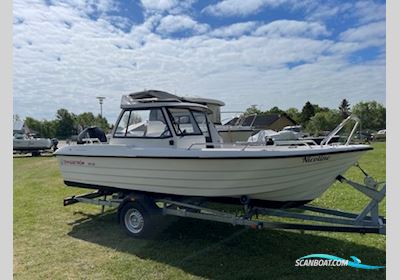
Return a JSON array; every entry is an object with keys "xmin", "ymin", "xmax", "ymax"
[{"xmin": 68, "ymin": 212, "xmax": 385, "ymax": 280}]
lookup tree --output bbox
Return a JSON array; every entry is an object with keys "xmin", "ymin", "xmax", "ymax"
[
  {"xmin": 314, "ymin": 105, "xmax": 330, "ymax": 113},
  {"xmin": 285, "ymin": 107, "xmax": 301, "ymax": 124},
  {"xmin": 40, "ymin": 120, "xmax": 58, "ymax": 138},
  {"xmin": 21, "ymin": 108, "xmax": 111, "ymax": 139},
  {"xmin": 339, "ymin": 99, "xmax": 351, "ymax": 119},
  {"xmin": 24, "ymin": 117, "xmax": 42, "ymax": 135},
  {"xmin": 76, "ymin": 112, "xmax": 96, "ymax": 131},
  {"xmin": 24, "ymin": 117, "xmax": 59, "ymax": 138},
  {"xmin": 243, "ymin": 105, "xmax": 262, "ymax": 116},
  {"xmin": 351, "ymin": 101, "xmax": 385, "ymax": 131},
  {"xmin": 300, "ymin": 101, "xmax": 316, "ymax": 125},
  {"xmin": 95, "ymin": 114, "xmax": 110, "ymax": 132},
  {"xmin": 306, "ymin": 110, "xmax": 342, "ymax": 136},
  {"xmin": 267, "ymin": 106, "xmax": 285, "ymax": 114},
  {"xmin": 55, "ymin": 108, "xmax": 75, "ymax": 139}
]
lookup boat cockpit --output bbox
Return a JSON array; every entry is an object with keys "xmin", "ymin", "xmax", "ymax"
[{"xmin": 109, "ymin": 91, "xmax": 222, "ymax": 149}]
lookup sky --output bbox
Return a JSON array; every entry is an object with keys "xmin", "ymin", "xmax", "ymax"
[{"xmin": 13, "ymin": 0, "xmax": 386, "ymax": 123}]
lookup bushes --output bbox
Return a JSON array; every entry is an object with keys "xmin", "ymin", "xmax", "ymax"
[{"xmin": 23, "ymin": 109, "xmax": 111, "ymax": 139}]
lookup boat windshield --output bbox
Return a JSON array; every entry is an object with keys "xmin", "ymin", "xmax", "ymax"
[
  {"xmin": 114, "ymin": 108, "xmax": 172, "ymax": 138},
  {"xmin": 167, "ymin": 108, "xmax": 202, "ymax": 136}
]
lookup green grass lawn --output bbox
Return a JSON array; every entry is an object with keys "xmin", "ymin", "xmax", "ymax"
[{"xmin": 13, "ymin": 143, "xmax": 386, "ymax": 280}]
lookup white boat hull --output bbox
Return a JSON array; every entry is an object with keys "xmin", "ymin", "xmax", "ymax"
[{"xmin": 56, "ymin": 145, "xmax": 369, "ymax": 202}]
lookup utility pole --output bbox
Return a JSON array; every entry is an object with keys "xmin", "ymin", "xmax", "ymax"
[
  {"xmin": 359, "ymin": 110, "xmax": 362, "ymax": 140},
  {"xmin": 96, "ymin": 96, "xmax": 106, "ymax": 118}
]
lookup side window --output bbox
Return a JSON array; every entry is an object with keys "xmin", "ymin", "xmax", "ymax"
[
  {"xmin": 115, "ymin": 109, "xmax": 171, "ymax": 138},
  {"xmin": 193, "ymin": 111, "xmax": 210, "ymax": 138},
  {"xmin": 167, "ymin": 108, "xmax": 202, "ymax": 135}
]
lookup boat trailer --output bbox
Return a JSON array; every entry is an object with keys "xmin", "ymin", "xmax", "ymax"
[{"xmin": 64, "ymin": 164, "xmax": 386, "ymax": 237}]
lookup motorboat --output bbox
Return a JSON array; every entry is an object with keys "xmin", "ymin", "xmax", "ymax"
[
  {"xmin": 217, "ymin": 114, "xmax": 255, "ymax": 143},
  {"xmin": 280, "ymin": 125, "xmax": 341, "ymax": 145},
  {"xmin": 216, "ymin": 124, "xmax": 254, "ymax": 143},
  {"xmin": 281, "ymin": 125, "xmax": 306, "ymax": 136},
  {"xmin": 248, "ymin": 129, "xmax": 299, "ymax": 144},
  {"xmin": 13, "ymin": 133, "xmax": 58, "ymax": 156},
  {"xmin": 55, "ymin": 90, "xmax": 372, "ymax": 207}
]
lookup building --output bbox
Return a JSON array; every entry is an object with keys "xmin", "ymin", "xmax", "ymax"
[{"xmin": 225, "ymin": 114, "xmax": 297, "ymax": 131}]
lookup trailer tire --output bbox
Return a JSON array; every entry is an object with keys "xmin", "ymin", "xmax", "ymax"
[{"xmin": 119, "ymin": 201, "xmax": 153, "ymax": 238}]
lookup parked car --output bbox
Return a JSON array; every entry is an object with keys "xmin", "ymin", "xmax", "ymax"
[
  {"xmin": 353, "ymin": 131, "xmax": 373, "ymax": 143},
  {"xmin": 372, "ymin": 129, "xmax": 386, "ymax": 141}
]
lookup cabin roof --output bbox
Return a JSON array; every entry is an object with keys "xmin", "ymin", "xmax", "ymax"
[
  {"xmin": 124, "ymin": 90, "xmax": 225, "ymax": 108},
  {"xmin": 128, "ymin": 90, "xmax": 180, "ymax": 101},
  {"xmin": 121, "ymin": 95, "xmax": 210, "ymax": 112}
]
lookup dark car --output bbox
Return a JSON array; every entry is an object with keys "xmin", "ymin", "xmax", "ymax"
[{"xmin": 353, "ymin": 131, "xmax": 373, "ymax": 143}]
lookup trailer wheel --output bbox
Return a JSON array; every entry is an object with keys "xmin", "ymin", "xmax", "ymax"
[{"xmin": 119, "ymin": 201, "xmax": 153, "ymax": 238}]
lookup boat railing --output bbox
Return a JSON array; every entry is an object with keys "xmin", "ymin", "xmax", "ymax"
[
  {"xmin": 273, "ymin": 139, "xmax": 318, "ymax": 147},
  {"xmin": 187, "ymin": 139, "xmax": 321, "ymax": 150},
  {"xmin": 188, "ymin": 126, "xmax": 361, "ymax": 150},
  {"xmin": 239, "ymin": 139, "xmax": 317, "ymax": 150},
  {"xmin": 320, "ymin": 115, "xmax": 360, "ymax": 146}
]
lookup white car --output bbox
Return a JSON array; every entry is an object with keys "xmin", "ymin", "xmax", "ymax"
[{"xmin": 373, "ymin": 129, "xmax": 386, "ymax": 141}]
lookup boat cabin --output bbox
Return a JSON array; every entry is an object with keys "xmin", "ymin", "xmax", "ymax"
[{"xmin": 110, "ymin": 90, "xmax": 222, "ymax": 149}]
